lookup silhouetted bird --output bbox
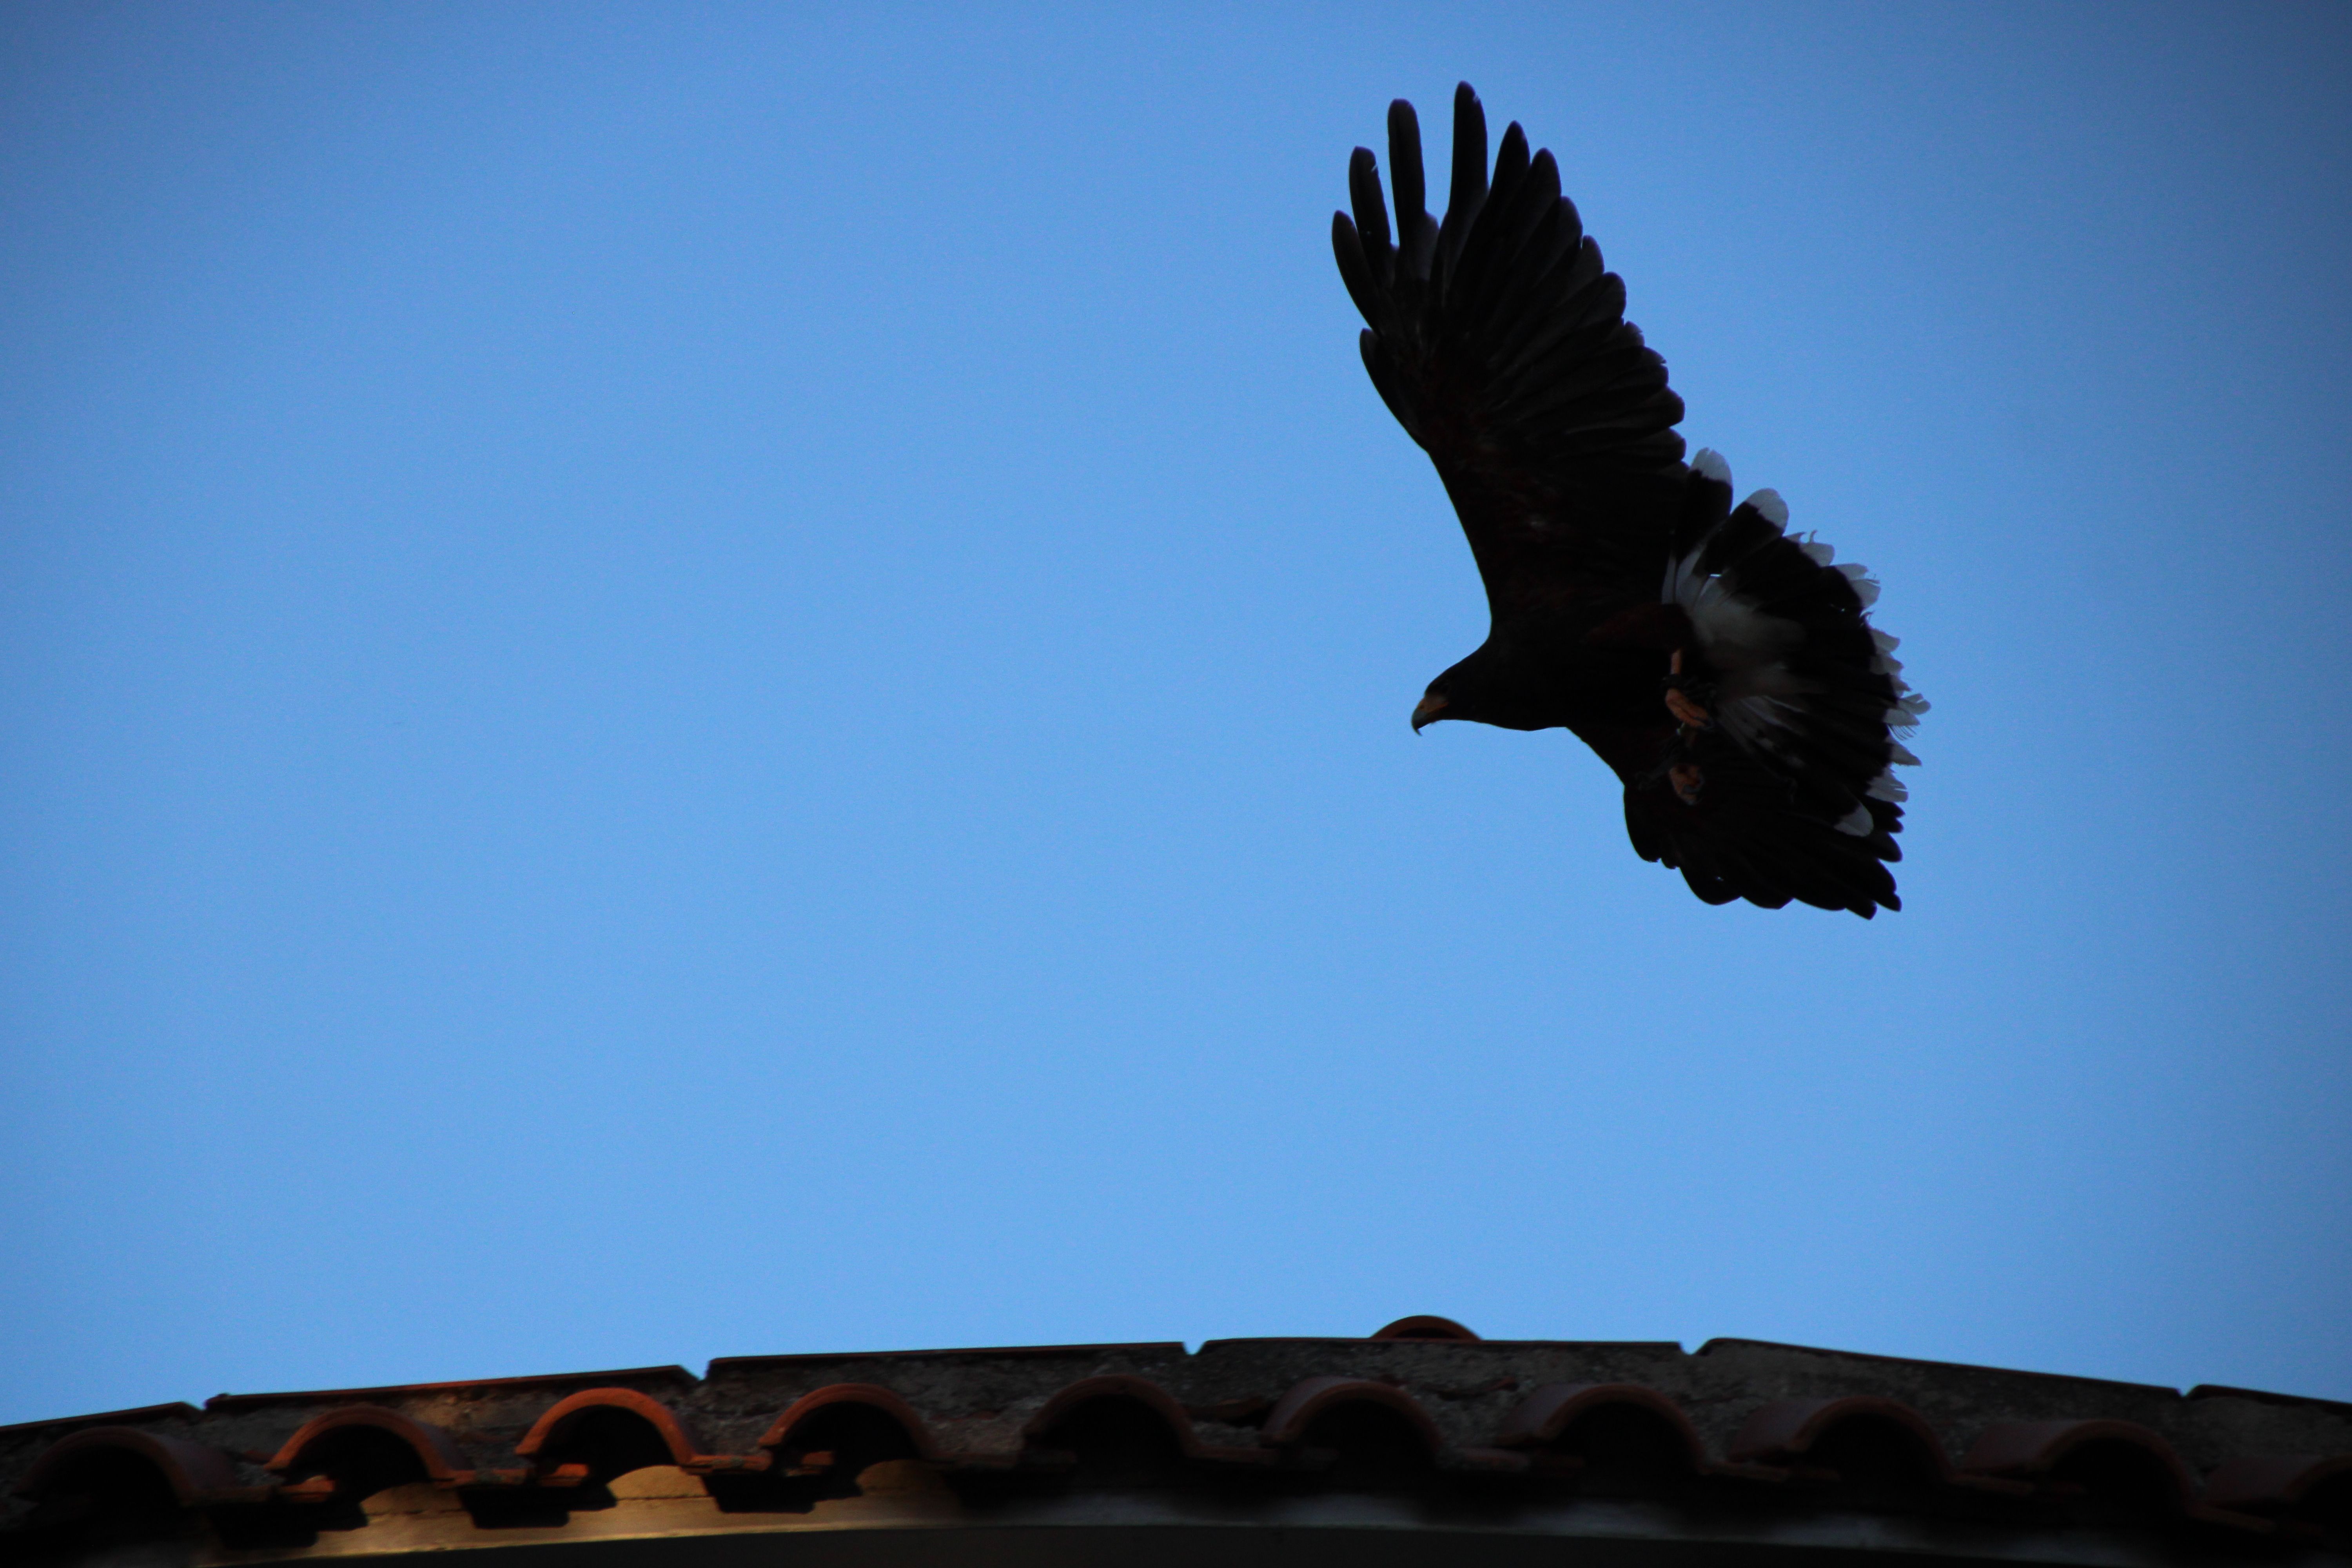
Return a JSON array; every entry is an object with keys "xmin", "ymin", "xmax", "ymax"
[{"xmin": 1335, "ymin": 85, "xmax": 1926, "ymax": 916}]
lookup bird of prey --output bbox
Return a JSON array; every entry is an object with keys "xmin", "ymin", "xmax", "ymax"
[{"xmin": 1334, "ymin": 85, "xmax": 1926, "ymax": 916}]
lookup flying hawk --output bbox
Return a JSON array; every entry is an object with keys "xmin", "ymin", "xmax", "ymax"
[{"xmin": 1334, "ymin": 85, "xmax": 1926, "ymax": 916}]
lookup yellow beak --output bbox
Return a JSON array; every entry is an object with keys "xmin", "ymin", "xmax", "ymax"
[{"xmin": 1411, "ymin": 693, "xmax": 1448, "ymax": 732}]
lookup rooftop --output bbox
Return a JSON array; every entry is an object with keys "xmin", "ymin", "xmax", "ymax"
[{"xmin": 7, "ymin": 1319, "xmax": 2349, "ymax": 1566}]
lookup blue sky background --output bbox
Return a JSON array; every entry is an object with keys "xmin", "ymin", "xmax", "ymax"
[{"xmin": 4, "ymin": 3, "xmax": 2348, "ymax": 1425}]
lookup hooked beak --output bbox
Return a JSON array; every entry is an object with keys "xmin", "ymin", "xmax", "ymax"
[{"xmin": 1411, "ymin": 693, "xmax": 1448, "ymax": 733}]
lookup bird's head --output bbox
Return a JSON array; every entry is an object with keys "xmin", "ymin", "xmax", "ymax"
[
  {"xmin": 1413, "ymin": 642, "xmax": 1552, "ymax": 733},
  {"xmin": 1412, "ymin": 648, "xmax": 1493, "ymax": 732},
  {"xmin": 1410, "ymin": 681, "xmax": 1453, "ymax": 732}
]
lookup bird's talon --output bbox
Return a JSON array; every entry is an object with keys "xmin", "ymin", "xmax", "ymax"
[
  {"xmin": 1670, "ymin": 763, "xmax": 1705, "ymax": 806},
  {"xmin": 1664, "ymin": 688, "xmax": 1712, "ymax": 729}
]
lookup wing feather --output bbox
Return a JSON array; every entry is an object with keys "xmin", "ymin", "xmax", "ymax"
[{"xmin": 1336, "ymin": 85, "xmax": 1686, "ymax": 617}]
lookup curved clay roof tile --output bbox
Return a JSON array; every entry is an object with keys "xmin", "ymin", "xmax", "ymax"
[
  {"xmin": 2202, "ymin": 1452, "xmax": 2352, "ymax": 1515},
  {"xmin": 18, "ymin": 1427, "xmax": 247, "ymax": 1506},
  {"xmin": 1493, "ymin": 1382, "xmax": 1709, "ymax": 1474},
  {"xmin": 1962, "ymin": 1419, "xmax": 2183, "ymax": 1487},
  {"xmin": 1369, "ymin": 1316, "xmax": 1480, "ymax": 1341},
  {"xmin": 514, "ymin": 1387, "xmax": 709, "ymax": 1470},
  {"xmin": 1959, "ymin": 1418, "xmax": 2271, "ymax": 1528},
  {"xmin": 1018, "ymin": 1374, "xmax": 1271, "ymax": 1466},
  {"xmin": 264, "ymin": 1405, "xmax": 474, "ymax": 1486},
  {"xmin": 1730, "ymin": 1396, "xmax": 1952, "ymax": 1476},
  {"xmin": 1260, "ymin": 1377, "xmax": 1442, "ymax": 1461},
  {"xmin": 755, "ymin": 1383, "xmax": 938, "ymax": 1462}
]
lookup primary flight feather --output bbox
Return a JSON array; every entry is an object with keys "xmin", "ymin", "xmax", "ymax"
[{"xmin": 1336, "ymin": 84, "xmax": 1926, "ymax": 916}]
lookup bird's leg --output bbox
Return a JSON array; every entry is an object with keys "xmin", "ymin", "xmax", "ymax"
[{"xmin": 1663, "ymin": 648, "xmax": 1715, "ymax": 730}]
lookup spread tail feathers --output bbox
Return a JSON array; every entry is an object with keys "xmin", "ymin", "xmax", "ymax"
[{"xmin": 1630, "ymin": 452, "xmax": 1923, "ymax": 916}]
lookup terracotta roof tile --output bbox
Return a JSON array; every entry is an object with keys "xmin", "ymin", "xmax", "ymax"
[{"xmin": 7, "ymin": 1321, "xmax": 2348, "ymax": 1562}]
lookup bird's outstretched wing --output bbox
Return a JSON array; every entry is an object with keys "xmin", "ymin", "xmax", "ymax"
[{"xmin": 1332, "ymin": 84, "xmax": 1687, "ymax": 615}]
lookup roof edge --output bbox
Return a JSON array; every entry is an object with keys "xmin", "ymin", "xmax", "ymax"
[{"xmin": 204, "ymin": 1365, "xmax": 696, "ymax": 1410}]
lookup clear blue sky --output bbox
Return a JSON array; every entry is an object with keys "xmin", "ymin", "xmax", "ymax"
[{"xmin": 4, "ymin": 3, "xmax": 2347, "ymax": 1425}]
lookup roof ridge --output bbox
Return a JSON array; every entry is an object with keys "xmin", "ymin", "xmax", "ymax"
[
  {"xmin": 201, "ymin": 1365, "xmax": 697, "ymax": 1410},
  {"xmin": 1694, "ymin": 1338, "xmax": 2182, "ymax": 1398}
]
